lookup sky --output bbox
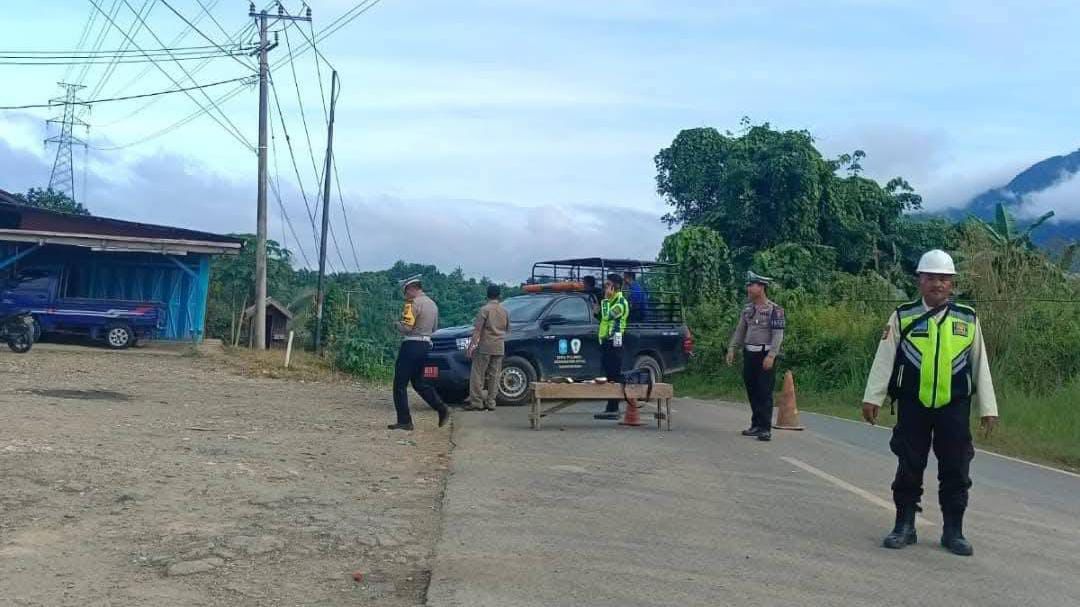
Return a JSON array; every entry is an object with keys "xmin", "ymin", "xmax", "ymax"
[{"xmin": 2, "ymin": 0, "xmax": 1079, "ymax": 281}]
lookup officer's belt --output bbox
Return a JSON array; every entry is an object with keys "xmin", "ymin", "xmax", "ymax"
[{"xmin": 744, "ymin": 344, "xmax": 771, "ymax": 352}]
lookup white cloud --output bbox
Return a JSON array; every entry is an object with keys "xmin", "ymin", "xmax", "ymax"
[
  {"xmin": 1019, "ymin": 170, "xmax": 1080, "ymax": 221},
  {"xmin": 0, "ymin": 137, "xmax": 669, "ymax": 283}
]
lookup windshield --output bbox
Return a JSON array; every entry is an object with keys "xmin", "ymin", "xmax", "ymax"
[{"xmin": 501, "ymin": 295, "xmax": 554, "ymax": 322}]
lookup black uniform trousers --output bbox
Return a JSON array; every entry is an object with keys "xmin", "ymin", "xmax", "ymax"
[
  {"xmin": 890, "ymin": 396, "xmax": 975, "ymax": 514},
  {"xmin": 742, "ymin": 349, "xmax": 776, "ymax": 430},
  {"xmin": 393, "ymin": 340, "xmax": 447, "ymax": 425},
  {"xmin": 601, "ymin": 340, "xmax": 623, "ymax": 413}
]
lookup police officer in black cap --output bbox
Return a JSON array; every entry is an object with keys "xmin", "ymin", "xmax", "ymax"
[{"xmin": 726, "ymin": 271, "xmax": 785, "ymax": 442}]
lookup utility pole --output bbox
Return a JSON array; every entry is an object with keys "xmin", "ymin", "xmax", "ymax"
[
  {"xmin": 250, "ymin": 1, "xmax": 311, "ymax": 350},
  {"xmin": 45, "ymin": 83, "xmax": 89, "ymax": 201},
  {"xmin": 314, "ymin": 70, "xmax": 339, "ymax": 354}
]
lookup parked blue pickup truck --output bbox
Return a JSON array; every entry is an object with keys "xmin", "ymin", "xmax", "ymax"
[{"xmin": 0, "ymin": 268, "xmax": 164, "ymax": 349}]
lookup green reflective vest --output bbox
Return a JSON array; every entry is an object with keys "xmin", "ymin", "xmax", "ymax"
[
  {"xmin": 598, "ymin": 292, "xmax": 629, "ymax": 343},
  {"xmin": 892, "ymin": 301, "xmax": 978, "ymax": 408}
]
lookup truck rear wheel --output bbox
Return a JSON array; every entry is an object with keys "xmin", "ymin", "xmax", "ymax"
[
  {"xmin": 497, "ymin": 356, "xmax": 536, "ymax": 407},
  {"xmin": 633, "ymin": 354, "xmax": 663, "ymax": 383},
  {"xmin": 104, "ymin": 323, "xmax": 134, "ymax": 350}
]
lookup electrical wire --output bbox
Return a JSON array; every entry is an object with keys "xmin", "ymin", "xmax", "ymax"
[
  {"xmin": 63, "ymin": 5, "xmax": 100, "ymax": 82},
  {"xmin": 94, "ymin": 0, "xmax": 260, "ymax": 124},
  {"xmin": 332, "ymin": 156, "xmax": 363, "ymax": 273},
  {"xmin": 269, "ymin": 73, "xmax": 326, "ymax": 268},
  {"xmin": 89, "ymin": 81, "xmax": 250, "ymax": 150},
  {"xmin": 87, "ymin": 0, "xmax": 156, "ymax": 101},
  {"xmin": 0, "ymin": 76, "xmax": 252, "ymax": 110},
  {"xmin": 0, "ymin": 53, "xmax": 247, "ymax": 66},
  {"xmin": 158, "ymin": 0, "xmax": 256, "ymax": 71},
  {"xmin": 89, "ymin": 0, "xmax": 254, "ymax": 151}
]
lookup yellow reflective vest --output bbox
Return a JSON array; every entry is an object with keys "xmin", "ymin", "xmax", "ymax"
[{"xmin": 891, "ymin": 301, "xmax": 978, "ymax": 408}]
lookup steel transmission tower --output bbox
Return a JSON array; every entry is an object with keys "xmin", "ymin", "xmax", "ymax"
[{"xmin": 44, "ymin": 82, "xmax": 89, "ymax": 200}]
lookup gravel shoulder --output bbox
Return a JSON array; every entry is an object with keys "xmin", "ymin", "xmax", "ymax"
[{"xmin": 0, "ymin": 344, "xmax": 451, "ymax": 606}]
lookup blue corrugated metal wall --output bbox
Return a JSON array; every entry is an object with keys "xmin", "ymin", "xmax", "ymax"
[{"xmin": 0, "ymin": 244, "xmax": 212, "ymax": 341}]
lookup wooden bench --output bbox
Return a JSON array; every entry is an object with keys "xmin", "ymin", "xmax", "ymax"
[{"xmin": 529, "ymin": 382, "xmax": 674, "ymax": 431}]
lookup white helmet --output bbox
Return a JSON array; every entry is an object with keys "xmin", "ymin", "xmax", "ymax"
[{"xmin": 916, "ymin": 249, "xmax": 956, "ymax": 275}]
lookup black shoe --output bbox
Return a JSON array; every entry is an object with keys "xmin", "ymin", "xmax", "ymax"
[
  {"xmin": 742, "ymin": 427, "xmax": 764, "ymax": 436},
  {"xmin": 387, "ymin": 423, "xmax": 414, "ymax": 431},
  {"xmin": 883, "ymin": 505, "xmax": 918, "ymax": 549},
  {"xmin": 593, "ymin": 412, "xmax": 619, "ymax": 420},
  {"xmin": 757, "ymin": 432, "xmax": 772, "ymax": 442},
  {"xmin": 462, "ymin": 405, "xmax": 483, "ymax": 411},
  {"xmin": 941, "ymin": 511, "xmax": 974, "ymax": 556},
  {"xmin": 438, "ymin": 407, "xmax": 451, "ymax": 428}
]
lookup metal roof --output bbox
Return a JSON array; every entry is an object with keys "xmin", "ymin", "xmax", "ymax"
[{"xmin": 0, "ymin": 191, "xmax": 242, "ymax": 255}]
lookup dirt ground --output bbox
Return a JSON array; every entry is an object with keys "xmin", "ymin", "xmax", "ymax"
[{"xmin": 0, "ymin": 343, "xmax": 452, "ymax": 606}]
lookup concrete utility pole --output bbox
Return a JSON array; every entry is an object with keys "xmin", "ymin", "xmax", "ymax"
[
  {"xmin": 250, "ymin": 1, "xmax": 311, "ymax": 350},
  {"xmin": 314, "ymin": 70, "xmax": 339, "ymax": 354}
]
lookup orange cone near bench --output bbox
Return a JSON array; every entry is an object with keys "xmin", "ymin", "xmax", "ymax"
[
  {"xmin": 619, "ymin": 401, "xmax": 644, "ymax": 427},
  {"xmin": 773, "ymin": 371, "xmax": 805, "ymax": 430}
]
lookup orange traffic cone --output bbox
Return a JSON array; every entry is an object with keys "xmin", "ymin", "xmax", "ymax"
[
  {"xmin": 619, "ymin": 399, "xmax": 644, "ymax": 427},
  {"xmin": 773, "ymin": 371, "xmax": 805, "ymax": 430}
]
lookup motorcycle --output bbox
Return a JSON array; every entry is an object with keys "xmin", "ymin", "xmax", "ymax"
[{"xmin": 0, "ymin": 311, "xmax": 35, "ymax": 354}]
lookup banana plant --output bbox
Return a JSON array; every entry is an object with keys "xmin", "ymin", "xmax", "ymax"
[{"xmin": 973, "ymin": 202, "xmax": 1055, "ymax": 249}]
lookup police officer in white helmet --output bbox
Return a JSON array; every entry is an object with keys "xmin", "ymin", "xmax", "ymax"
[{"xmin": 861, "ymin": 249, "xmax": 999, "ymax": 556}]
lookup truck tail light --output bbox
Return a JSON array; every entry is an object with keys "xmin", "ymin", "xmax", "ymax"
[{"xmin": 682, "ymin": 330, "xmax": 695, "ymax": 355}]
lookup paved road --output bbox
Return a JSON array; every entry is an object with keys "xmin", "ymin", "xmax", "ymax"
[{"xmin": 426, "ymin": 399, "xmax": 1079, "ymax": 607}]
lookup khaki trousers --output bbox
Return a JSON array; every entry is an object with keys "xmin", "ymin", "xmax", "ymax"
[{"xmin": 469, "ymin": 352, "xmax": 503, "ymax": 409}]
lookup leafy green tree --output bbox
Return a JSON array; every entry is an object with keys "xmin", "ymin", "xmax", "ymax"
[
  {"xmin": 11, "ymin": 188, "xmax": 90, "ymax": 215},
  {"xmin": 655, "ymin": 122, "xmax": 922, "ymax": 274},
  {"xmin": 206, "ymin": 234, "xmax": 295, "ymax": 346},
  {"xmin": 657, "ymin": 226, "xmax": 734, "ymax": 308}
]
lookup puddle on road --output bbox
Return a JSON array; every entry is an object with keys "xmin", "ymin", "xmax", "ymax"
[{"xmin": 19, "ymin": 389, "xmax": 131, "ymax": 402}]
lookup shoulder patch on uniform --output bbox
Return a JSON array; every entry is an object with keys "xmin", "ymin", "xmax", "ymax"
[
  {"xmin": 769, "ymin": 306, "xmax": 786, "ymax": 329},
  {"xmin": 881, "ymin": 325, "xmax": 891, "ymax": 340}
]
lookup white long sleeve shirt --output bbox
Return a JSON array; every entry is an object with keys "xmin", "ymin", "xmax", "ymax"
[{"xmin": 862, "ymin": 301, "xmax": 999, "ymax": 418}]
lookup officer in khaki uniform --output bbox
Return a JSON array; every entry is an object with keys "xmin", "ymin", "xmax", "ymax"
[
  {"xmin": 465, "ymin": 285, "xmax": 510, "ymax": 411},
  {"xmin": 862, "ymin": 250, "xmax": 999, "ymax": 556},
  {"xmin": 726, "ymin": 271, "xmax": 785, "ymax": 442}
]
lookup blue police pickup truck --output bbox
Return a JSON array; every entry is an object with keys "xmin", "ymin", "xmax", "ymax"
[
  {"xmin": 424, "ymin": 258, "xmax": 694, "ymax": 406},
  {"xmin": 0, "ymin": 268, "xmax": 164, "ymax": 349}
]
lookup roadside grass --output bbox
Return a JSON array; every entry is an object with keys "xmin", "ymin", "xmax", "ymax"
[{"xmin": 674, "ymin": 373, "xmax": 1080, "ymax": 473}]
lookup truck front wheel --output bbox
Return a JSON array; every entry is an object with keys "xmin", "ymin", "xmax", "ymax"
[
  {"xmin": 497, "ymin": 356, "xmax": 537, "ymax": 406},
  {"xmin": 104, "ymin": 323, "xmax": 134, "ymax": 350}
]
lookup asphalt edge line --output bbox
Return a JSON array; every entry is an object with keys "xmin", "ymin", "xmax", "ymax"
[
  {"xmin": 800, "ymin": 410, "xmax": 1080, "ymax": 480},
  {"xmin": 780, "ymin": 456, "xmax": 937, "ymax": 526}
]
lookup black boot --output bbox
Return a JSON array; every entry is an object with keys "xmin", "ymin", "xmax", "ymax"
[
  {"xmin": 883, "ymin": 504, "xmax": 918, "ymax": 549},
  {"xmin": 941, "ymin": 510, "xmax": 974, "ymax": 556},
  {"xmin": 742, "ymin": 426, "xmax": 764, "ymax": 436}
]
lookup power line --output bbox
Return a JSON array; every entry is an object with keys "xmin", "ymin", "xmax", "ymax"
[
  {"xmin": 98, "ymin": 0, "xmax": 246, "ymax": 102},
  {"xmin": 88, "ymin": 0, "xmax": 384, "ymax": 153},
  {"xmin": 86, "ymin": 0, "xmax": 156, "ymax": 101},
  {"xmin": 74, "ymin": 0, "xmax": 123, "ymax": 87},
  {"xmin": 0, "ymin": 44, "xmax": 244, "ymax": 56},
  {"xmin": 269, "ymin": 0, "xmax": 384, "ymax": 71},
  {"xmin": 115, "ymin": 0, "xmax": 253, "ymax": 149},
  {"xmin": 268, "ymin": 73, "xmax": 329, "ymax": 271},
  {"xmin": 94, "ymin": 2, "xmax": 256, "ymax": 127},
  {"xmin": 63, "ymin": 5, "xmax": 100, "ymax": 82},
  {"xmin": 0, "ymin": 53, "xmax": 247, "ymax": 66},
  {"xmin": 90, "ymin": 80, "xmax": 250, "ymax": 150},
  {"xmin": 88, "ymin": 0, "xmax": 253, "ymax": 151},
  {"xmin": 0, "ymin": 76, "xmax": 252, "ymax": 110},
  {"xmin": 158, "ymin": 0, "xmax": 255, "ymax": 71},
  {"xmin": 333, "ymin": 157, "xmax": 363, "ymax": 272}
]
